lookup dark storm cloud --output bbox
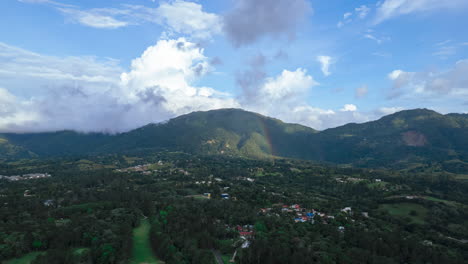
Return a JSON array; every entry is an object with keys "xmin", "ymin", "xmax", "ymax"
[{"xmin": 224, "ymin": 0, "xmax": 312, "ymax": 47}]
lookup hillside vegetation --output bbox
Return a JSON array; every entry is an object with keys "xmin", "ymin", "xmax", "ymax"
[{"xmin": 1, "ymin": 108, "xmax": 467, "ymax": 172}]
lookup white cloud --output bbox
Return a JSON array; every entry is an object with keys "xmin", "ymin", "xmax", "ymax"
[
  {"xmin": 18, "ymin": 0, "xmax": 73, "ymax": 7},
  {"xmin": 0, "ymin": 42, "xmax": 122, "ymax": 86},
  {"xmin": 258, "ymin": 68, "xmax": 318, "ymax": 101},
  {"xmin": 317, "ymin": 55, "xmax": 333, "ymax": 76},
  {"xmin": 355, "ymin": 5, "xmax": 370, "ymax": 19},
  {"xmin": 337, "ymin": 13, "xmax": 352, "ymax": 28},
  {"xmin": 0, "ymin": 36, "xmax": 407, "ymax": 133},
  {"xmin": 0, "ymin": 39, "xmax": 238, "ymax": 133},
  {"xmin": 341, "ymin": 104, "xmax": 357, "ymax": 112},
  {"xmin": 241, "ymin": 68, "xmax": 374, "ymax": 130},
  {"xmin": 120, "ymin": 38, "xmax": 239, "ymax": 117},
  {"xmin": 433, "ymin": 43, "xmax": 458, "ymax": 59},
  {"xmin": 374, "ymin": 0, "xmax": 468, "ymax": 24},
  {"xmin": 337, "ymin": 5, "xmax": 370, "ymax": 28},
  {"xmin": 20, "ymin": 0, "xmax": 222, "ymax": 39},
  {"xmin": 388, "ymin": 69, "xmax": 405, "ymax": 80},
  {"xmin": 155, "ymin": 0, "xmax": 222, "ymax": 40},
  {"xmin": 58, "ymin": 8, "xmax": 129, "ymax": 29},
  {"xmin": 388, "ymin": 59, "xmax": 468, "ymax": 99},
  {"xmin": 364, "ymin": 34, "xmax": 384, "ymax": 44}
]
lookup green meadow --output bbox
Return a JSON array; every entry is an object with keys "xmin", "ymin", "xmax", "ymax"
[{"xmin": 379, "ymin": 203, "xmax": 428, "ymax": 224}]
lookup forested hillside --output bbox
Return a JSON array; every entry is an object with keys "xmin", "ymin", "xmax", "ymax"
[{"xmin": 1, "ymin": 108, "xmax": 467, "ymax": 172}]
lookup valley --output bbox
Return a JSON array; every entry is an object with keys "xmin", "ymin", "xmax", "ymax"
[{"xmin": 1, "ymin": 151, "xmax": 467, "ymax": 263}]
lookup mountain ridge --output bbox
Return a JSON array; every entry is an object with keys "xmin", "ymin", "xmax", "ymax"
[{"xmin": 1, "ymin": 108, "xmax": 467, "ymax": 172}]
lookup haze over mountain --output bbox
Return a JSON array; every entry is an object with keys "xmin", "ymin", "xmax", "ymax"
[{"xmin": 1, "ymin": 108, "xmax": 467, "ymax": 172}]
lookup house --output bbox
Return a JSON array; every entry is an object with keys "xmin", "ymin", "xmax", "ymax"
[
  {"xmin": 294, "ymin": 217, "xmax": 307, "ymax": 223},
  {"xmin": 375, "ymin": 179, "xmax": 382, "ymax": 182},
  {"xmin": 290, "ymin": 204, "xmax": 300, "ymax": 209},
  {"xmin": 341, "ymin": 207, "xmax": 352, "ymax": 214},
  {"xmin": 338, "ymin": 226, "xmax": 345, "ymax": 232},
  {"xmin": 221, "ymin": 193, "xmax": 230, "ymax": 199},
  {"xmin": 44, "ymin": 199, "xmax": 54, "ymax": 206}
]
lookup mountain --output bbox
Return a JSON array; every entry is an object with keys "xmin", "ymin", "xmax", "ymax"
[
  {"xmin": 309, "ymin": 109, "xmax": 468, "ymax": 171},
  {"xmin": 1, "ymin": 109, "xmax": 317, "ymax": 159},
  {"xmin": 0, "ymin": 136, "xmax": 36, "ymax": 159},
  {"xmin": 102, "ymin": 108, "xmax": 317, "ymax": 158},
  {"xmin": 1, "ymin": 108, "xmax": 467, "ymax": 172}
]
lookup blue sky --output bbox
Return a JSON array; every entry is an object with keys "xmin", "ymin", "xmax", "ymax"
[{"xmin": 0, "ymin": 0, "xmax": 467, "ymax": 132}]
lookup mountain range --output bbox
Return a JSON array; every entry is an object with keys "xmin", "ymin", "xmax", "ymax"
[{"xmin": 1, "ymin": 108, "xmax": 467, "ymax": 172}]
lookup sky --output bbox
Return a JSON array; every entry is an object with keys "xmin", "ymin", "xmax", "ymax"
[{"xmin": 0, "ymin": 0, "xmax": 467, "ymax": 133}]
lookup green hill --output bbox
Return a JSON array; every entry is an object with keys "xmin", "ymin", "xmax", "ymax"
[
  {"xmin": 310, "ymin": 109, "xmax": 468, "ymax": 170},
  {"xmin": 96, "ymin": 108, "xmax": 317, "ymax": 159},
  {"xmin": 1, "ymin": 108, "xmax": 467, "ymax": 172}
]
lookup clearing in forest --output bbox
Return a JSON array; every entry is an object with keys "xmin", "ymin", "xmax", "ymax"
[
  {"xmin": 379, "ymin": 203, "xmax": 428, "ymax": 224},
  {"xmin": 131, "ymin": 218, "xmax": 160, "ymax": 264},
  {"xmin": 3, "ymin": 252, "xmax": 45, "ymax": 264}
]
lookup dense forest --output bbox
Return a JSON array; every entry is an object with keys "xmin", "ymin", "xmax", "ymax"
[{"xmin": 1, "ymin": 152, "xmax": 467, "ymax": 263}]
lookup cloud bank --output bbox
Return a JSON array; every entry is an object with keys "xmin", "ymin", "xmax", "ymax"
[
  {"xmin": 0, "ymin": 39, "xmax": 238, "ymax": 133},
  {"xmin": 388, "ymin": 59, "xmax": 468, "ymax": 99},
  {"xmin": 0, "ymin": 39, "xmax": 379, "ymax": 133}
]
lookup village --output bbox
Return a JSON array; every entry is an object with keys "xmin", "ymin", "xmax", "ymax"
[
  {"xmin": 115, "ymin": 163, "xmax": 154, "ymax": 174},
  {"xmin": 0, "ymin": 173, "xmax": 51, "ymax": 181}
]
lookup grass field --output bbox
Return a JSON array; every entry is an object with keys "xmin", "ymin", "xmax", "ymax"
[
  {"xmin": 379, "ymin": 203, "xmax": 428, "ymax": 224},
  {"xmin": 131, "ymin": 218, "xmax": 160, "ymax": 264},
  {"xmin": 3, "ymin": 252, "xmax": 44, "ymax": 264}
]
